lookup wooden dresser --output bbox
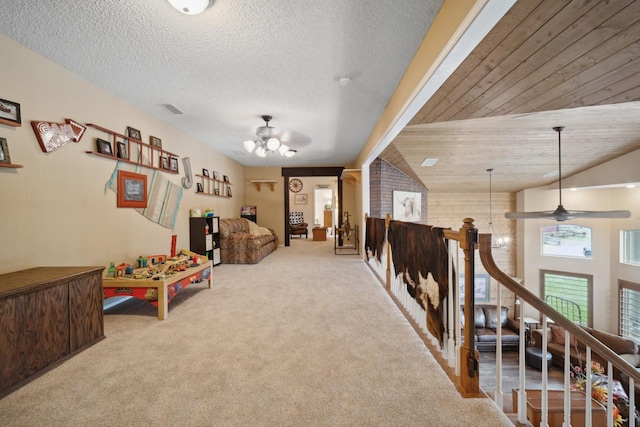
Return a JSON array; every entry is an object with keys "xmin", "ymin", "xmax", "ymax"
[{"xmin": 0, "ymin": 266, "xmax": 105, "ymax": 399}]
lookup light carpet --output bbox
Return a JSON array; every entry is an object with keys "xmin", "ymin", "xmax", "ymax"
[{"xmin": 0, "ymin": 238, "xmax": 511, "ymax": 426}]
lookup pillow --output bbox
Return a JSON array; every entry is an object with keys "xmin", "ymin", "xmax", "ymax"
[
  {"xmin": 619, "ymin": 353, "xmax": 640, "ymax": 368},
  {"xmin": 247, "ymin": 220, "xmax": 272, "ymax": 237},
  {"xmin": 550, "ymin": 325, "xmax": 577, "ymax": 347}
]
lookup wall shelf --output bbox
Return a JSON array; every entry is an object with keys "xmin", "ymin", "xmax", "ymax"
[
  {"xmin": 340, "ymin": 169, "xmax": 361, "ymax": 185},
  {"xmin": 85, "ymin": 123, "xmax": 179, "ymax": 174},
  {"xmin": 250, "ymin": 179, "xmax": 277, "ymax": 192},
  {"xmin": 195, "ymin": 174, "xmax": 233, "ymax": 197},
  {"xmin": 0, "ymin": 163, "xmax": 23, "ymax": 169}
]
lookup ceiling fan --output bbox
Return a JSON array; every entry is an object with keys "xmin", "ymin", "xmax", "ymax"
[
  {"xmin": 242, "ymin": 115, "xmax": 297, "ymax": 158},
  {"xmin": 505, "ymin": 126, "xmax": 631, "ymax": 222}
]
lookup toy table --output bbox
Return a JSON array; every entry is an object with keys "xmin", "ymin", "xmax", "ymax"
[{"xmin": 103, "ymin": 261, "xmax": 212, "ymax": 320}]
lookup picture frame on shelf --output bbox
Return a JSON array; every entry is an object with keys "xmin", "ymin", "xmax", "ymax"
[
  {"xmin": 126, "ymin": 126, "xmax": 142, "ymax": 141},
  {"xmin": 116, "ymin": 141, "xmax": 128, "ymax": 160},
  {"xmin": 0, "ymin": 98, "xmax": 21, "ymax": 127},
  {"xmin": 161, "ymin": 156, "xmax": 169, "ymax": 170},
  {"xmin": 226, "ymin": 186, "xmax": 232, "ymax": 197},
  {"xmin": 96, "ymin": 138, "xmax": 113, "ymax": 156},
  {"xmin": 169, "ymin": 156, "xmax": 179, "ymax": 173},
  {"xmin": 117, "ymin": 170, "xmax": 147, "ymax": 208},
  {"xmin": 213, "ymin": 171, "xmax": 220, "ymax": 180},
  {"xmin": 223, "ymin": 175, "xmax": 230, "ymax": 183},
  {"xmin": 196, "ymin": 183, "xmax": 204, "ymax": 193},
  {"xmin": 214, "ymin": 188, "xmax": 220, "ymax": 195},
  {"xmin": 149, "ymin": 136, "xmax": 162, "ymax": 148},
  {"xmin": 294, "ymin": 193, "xmax": 308, "ymax": 205},
  {"xmin": 202, "ymin": 168, "xmax": 209, "ymax": 177},
  {"xmin": 0, "ymin": 137, "xmax": 12, "ymax": 164}
]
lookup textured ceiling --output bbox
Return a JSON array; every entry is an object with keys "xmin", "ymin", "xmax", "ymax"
[{"xmin": 0, "ymin": 0, "xmax": 443, "ymax": 167}]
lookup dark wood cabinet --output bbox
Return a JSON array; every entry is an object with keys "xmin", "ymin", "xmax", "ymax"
[
  {"xmin": 190, "ymin": 216, "xmax": 221, "ymax": 266},
  {"xmin": 0, "ymin": 267, "xmax": 105, "ymax": 399}
]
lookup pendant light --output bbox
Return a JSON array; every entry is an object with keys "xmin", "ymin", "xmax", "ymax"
[{"xmin": 487, "ymin": 168, "xmax": 508, "ymax": 249}]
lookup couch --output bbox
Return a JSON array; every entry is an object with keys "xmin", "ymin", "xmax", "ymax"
[
  {"xmin": 460, "ymin": 304, "xmax": 523, "ymax": 352},
  {"xmin": 219, "ymin": 218, "xmax": 278, "ymax": 264},
  {"xmin": 532, "ymin": 325, "xmax": 640, "ymax": 407}
]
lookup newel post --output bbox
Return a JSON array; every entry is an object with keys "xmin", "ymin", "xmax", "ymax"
[
  {"xmin": 385, "ymin": 214, "xmax": 392, "ymax": 289},
  {"xmin": 459, "ymin": 217, "xmax": 479, "ymax": 395}
]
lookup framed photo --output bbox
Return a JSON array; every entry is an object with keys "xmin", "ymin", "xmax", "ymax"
[
  {"xmin": 294, "ymin": 193, "xmax": 308, "ymax": 205},
  {"xmin": 96, "ymin": 138, "xmax": 113, "ymax": 156},
  {"xmin": 223, "ymin": 175, "xmax": 230, "ymax": 183},
  {"xmin": 213, "ymin": 171, "xmax": 220, "ymax": 180},
  {"xmin": 149, "ymin": 136, "xmax": 162, "ymax": 148},
  {"xmin": 214, "ymin": 188, "xmax": 220, "ymax": 195},
  {"xmin": 0, "ymin": 137, "xmax": 11, "ymax": 164},
  {"xmin": 161, "ymin": 156, "xmax": 169, "ymax": 170},
  {"xmin": 226, "ymin": 186, "xmax": 232, "ymax": 197},
  {"xmin": 169, "ymin": 157, "xmax": 179, "ymax": 173},
  {"xmin": 0, "ymin": 98, "xmax": 21, "ymax": 127},
  {"xmin": 116, "ymin": 141, "xmax": 128, "ymax": 160},
  {"xmin": 126, "ymin": 126, "xmax": 141, "ymax": 141},
  {"xmin": 117, "ymin": 170, "xmax": 147, "ymax": 208},
  {"xmin": 196, "ymin": 183, "xmax": 204, "ymax": 193},
  {"xmin": 202, "ymin": 168, "xmax": 209, "ymax": 177},
  {"xmin": 459, "ymin": 274, "xmax": 490, "ymax": 303},
  {"xmin": 393, "ymin": 190, "xmax": 421, "ymax": 222}
]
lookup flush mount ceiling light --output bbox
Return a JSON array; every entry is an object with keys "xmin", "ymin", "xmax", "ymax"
[
  {"xmin": 243, "ymin": 115, "xmax": 297, "ymax": 158},
  {"xmin": 167, "ymin": 0, "xmax": 213, "ymax": 15},
  {"xmin": 505, "ymin": 126, "xmax": 631, "ymax": 221}
]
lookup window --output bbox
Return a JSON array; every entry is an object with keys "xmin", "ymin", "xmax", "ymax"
[
  {"xmin": 621, "ymin": 229, "xmax": 640, "ymax": 266},
  {"xmin": 541, "ymin": 224, "xmax": 592, "ymax": 258},
  {"xmin": 619, "ymin": 280, "xmax": 640, "ymax": 344},
  {"xmin": 541, "ymin": 270, "xmax": 592, "ymax": 327}
]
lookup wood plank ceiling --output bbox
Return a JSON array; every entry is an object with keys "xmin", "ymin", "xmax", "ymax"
[{"xmin": 382, "ymin": 0, "xmax": 640, "ymax": 193}]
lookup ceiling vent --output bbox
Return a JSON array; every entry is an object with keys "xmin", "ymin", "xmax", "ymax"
[{"xmin": 160, "ymin": 104, "xmax": 184, "ymax": 115}]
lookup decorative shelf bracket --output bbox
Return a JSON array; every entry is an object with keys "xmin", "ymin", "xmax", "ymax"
[
  {"xmin": 340, "ymin": 169, "xmax": 361, "ymax": 185},
  {"xmin": 250, "ymin": 179, "xmax": 277, "ymax": 192}
]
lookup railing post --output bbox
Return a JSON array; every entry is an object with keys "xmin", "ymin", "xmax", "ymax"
[
  {"xmin": 460, "ymin": 217, "xmax": 479, "ymax": 395},
  {"xmin": 385, "ymin": 214, "xmax": 391, "ymax": 290}
]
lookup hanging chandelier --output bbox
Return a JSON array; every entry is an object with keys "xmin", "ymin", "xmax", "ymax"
[
  {"xmin": 487, "ymin": 168, "xmax": 509, "ymax": 249},
  {"xmin": 243, "ymin": 115, "xmax": 296, "ymax": 158}
]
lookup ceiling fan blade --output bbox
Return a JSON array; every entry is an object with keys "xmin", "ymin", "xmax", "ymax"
[
  {"xmin": 278, "ymin": 129, "xmax": 312, "ymax": 147},
  {"xmin": 505, "ymin": 211, "xmax": 560, "ymax": 219},
  {"xmin": 505, "ymin": 209, "xmax": 631, "ymax": 221},
  {"xmin": 563, "ymin": 210, "xmax": 631, "ymax": 219}
]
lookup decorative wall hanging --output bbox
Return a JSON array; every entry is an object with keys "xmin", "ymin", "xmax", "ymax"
[
  {"xmin": 96, "ymin": 138, "xmax": 113, "ymax": 155},
  {"xmin": 107, "ymin": 162, "xmax": 183, "ymax": 229},
  {"xmin": 181, "ymin": 157, "xmax": 193, "ymax": 189},
  {"xmin": 150, "ymin": 136, "xmax": 162, "ymax": 148},
  {"xmin": 31, "ymin": 119, "xmax": 86, "ymax": 153},
  {"xmin": 116, "ymin": 170, "xmax": 147, "ymax": 208},
  {"xmin": 393, "ymin": 191, "xmax": 421, "ymax": 222},
  {"xmin": 126, "ymin": 126, "xmax": 142, "ymax": 140},
  {"xmin": 0, "ymin": 98, "xmax": 21, "ymax": 127}
]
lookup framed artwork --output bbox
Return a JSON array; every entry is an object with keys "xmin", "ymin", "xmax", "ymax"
[
  {"xmin": 0, "ymin": 98, "xmax": 21, "ymax": 127},
  {"xmin": 161, "ymin": 156, "xmax": 169, "ymax": 170},
  {"xmin": 223, "ymin": 174, "xmax": 230, "ymax": 183},
  {"xmin": 459, "ymin": 274, "xmax": 490, "ymax": 303},
  {"xmin": 96, "ymin": 138, "xmax": 113, "ymax": 156},
  {"xmin": 214, "ymin": 188, "xmax": 220, "ymax": 195},
  {"xmin": 0, "ymin": 137, "xmax": 11, "ymax": 164},
  {"xmin": 202, "ymin": 168, "xmax": 209, "ymax": 177},
  {"xmin": 196, "ymin": 183, "xmax": 204, "ymax": 193},
  {"xmin": 149, "ymin": 136, "xmax": 162, "ymax": 148},
  {"xmin": 393, "ymin": 190, "xmax": 421, "ymax": 222},
  {"xmin": 169, "ymin": 157, "xmax": 179, "ymax": 173},
  {"xmin": 116, "ymin": 142, "xmax": 128, "ymax": 160},
  {"xmin": 117, "ymin": 170, "xmax": 147, "ymax": 208},
  {"xmin": 226, "ymin": 186, "xmax": 232, "ymax": 197},
  {"xmin": 294, "ymin": 193, "xmax": 308, "ymax": 205},
  {"xmin": 126, "ymin": 126, "xmax": 141, "ymax": 140},
  {"xmin": 213, "ymin": 171, "xmax": 220, "ymax": 180}
]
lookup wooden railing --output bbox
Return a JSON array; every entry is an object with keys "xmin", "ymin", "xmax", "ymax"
[{"xmin": 365, "ymin": 216, "xmax": 640, "ymax": 426}]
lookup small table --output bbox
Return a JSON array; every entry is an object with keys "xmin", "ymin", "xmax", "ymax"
[
  {"xmin": 522, "ymin": 317, "xmax": 540, "ymax": 345},
  {"xmin": 312, "ymin": 227, "xmax": 327, "ymax": 241},
  {"xmin": 103, "ymin": 261, "xmax": 212, "ymax": 320}
]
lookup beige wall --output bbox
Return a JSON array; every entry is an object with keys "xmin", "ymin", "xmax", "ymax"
[
  {"xmin": 0, "ymin": 35, "xmax": 245, "ymax": 273},
  {"xmin": 244, "ymin": 167, "xmax": 285, "ymax": 240}
]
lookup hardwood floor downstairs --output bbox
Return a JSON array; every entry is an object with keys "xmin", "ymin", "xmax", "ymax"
[{"xmin": 479, "ymin": 350, "xmax": 565, "ymax": 413}]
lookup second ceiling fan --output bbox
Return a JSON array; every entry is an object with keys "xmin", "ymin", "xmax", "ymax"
[{"xmin": 505, "ymin": 126, "xmax": 631, "ymax": 222}]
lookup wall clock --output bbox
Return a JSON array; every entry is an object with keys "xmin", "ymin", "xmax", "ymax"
[{"xmin": 289, "ymin": 178, "xmax": 303, "ymax": 193}]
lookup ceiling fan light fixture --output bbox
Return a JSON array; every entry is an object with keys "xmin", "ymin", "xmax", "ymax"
[
  {"xmin": 284, "ymin": 149, "xmax": 296, "ymax": 158},
  {"xmin": 266, "ymin": 137, "xmax": 280, "ymax": 151},
  {"xmin": 167, "ymin": 0, "xmax": 213, "ymax": 15},
  {"xmin": 243, "ymin": 140, "xmax": 256, "ymax": 153},
  {"xmin": 255, "ymin": 146, "xmax": 267, "ymax": 157},
  {"xmin": 278, "ymin": 144, "xmax": 290, "ymax": 156}
]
